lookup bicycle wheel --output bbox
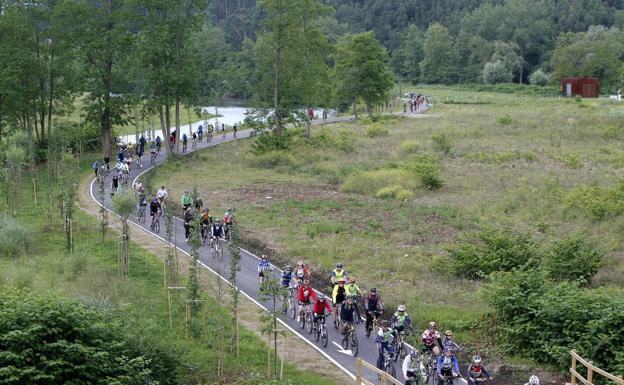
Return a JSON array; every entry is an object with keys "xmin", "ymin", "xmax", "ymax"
[
  {"xmin": 140, "ymin": 208, "xmax": 146, "ymax": 223},
  {"xmin": 392, "ymin": 342, "xmax": 400, "ymax": 362},
  {"xmin": 306, "ymin": 311, "xmax": 313, "ymax": 334},
  {"xmin": 321, "ymin": 325, "xmax": 328, "ymax": 347},
  {"xmin": 155, "ymin": 219, "xmax": 160, "ymax": 233},
  {"xmin": 387, "ymin": 364, "xmax": 396, "ymax": 378},
  {"xmin": 351, "ymin": 332, "xmax": 358, "ymax": 356},
  {"xmin": 288, "ymin": 297, "xmax": 296, "ymax": 319},
  {"xmin": 219, "ymin": 239, "xmax": 224, "ymax": 261},
  {"xmin": 298, "ymin": 309, "xmax": 305, "ymax": 329},
  {"xmin": 341, "ymin": 334, "xmax": 349, "ymax": 350},
  {"xmin": 313, "ymin": 322, "xmax": 320, "ymax": 341}
]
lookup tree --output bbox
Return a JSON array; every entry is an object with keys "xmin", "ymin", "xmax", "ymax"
[
  {"xmin": 483, "ymin": 61, "xmax": 513, "ymax": 84},
  {"xmin": 420, "ymin": 23, "xmax": 459, "ymax": 84},
  {"xmin": 390, "ymin": 24, "xmax": 424, "ymax": 84},
  {"xmin": 552, "ymin": 26, "xmax": 624, "ymax": 91},
  {"xmin": 334, "ymin": 32, "xmax": 395, "ymax": 118},
  {"xmin": 254, "ymin": 0, "xmax": 329, "ymax": 135},
  {"xmin": 482, "ymin": 41, "xmax": 523, "ymax": 84},
  {"xmin": 529, "ymin": 69, "xmax": 550, "ymax": 86}
]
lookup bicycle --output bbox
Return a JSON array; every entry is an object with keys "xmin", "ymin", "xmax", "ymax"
[
  {"xmin": 285, "ymin": 287, "xmax": 296, "ymax": 319},
  {"xmin": 312, "ymin": 314, "xmax": 328, "ymax": 347},
  {"xmin": 299, "ymin": 302, "xmax": 311, "ymax": 330},
  {"xmin": 392, "ymin": 329, "xmax": 408, "ymax": 362},
  {"xmin": 191, "ymin": 137, "xmax": 197, "ymax": 150},
  {"xmin": 423, "ymin": 349, "xmax": 438, "ymax": 384},
  {"xmin": 136, "ymin": 203, "xmax": 146, "ymax": 223},
  {"xmin": 211, "ymin": 236, "xmax": 224, "ymax": 260},
  {"xmin": 150, "ymin": 211, "xmax": 161, "ymax": 233},
  {"xmin": 96, "ymin": 166, "xmax": 109, "ymax": 183},
  {"xmin": 438, "ymin": 371, "xmax": 460, "ymax": 385},
  {"xmin": 341, "ymin": 322, "xmax": 359, "ymax": 356},
  {"xmin": 382, "ymin": 350, "xmax": 396, "ymax": 378},
  {"xmin": 366, "ymin": 310, "xmax": 382, "ymax": 337},
  {"xmin": 201, "ymin": 224, "xmax": 210, "ymax": 245},
  {"xmin": 150, "ymin": 150, "xmax": 157, "ymax": 165},
  {"xmin": 182, "ymin": 142, "xmax": 187, "ymax": 153}
]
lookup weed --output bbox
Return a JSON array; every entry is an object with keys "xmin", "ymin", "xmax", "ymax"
[
  {"xmin": 400, "ymin": 140, "xmax": 423, "ymax": 154},
  {"xmin": 375, "ymin": 185, "xmax": 413, "ymax": 200},
  {"xmin": 366, "ymin": 124, "xmax": 389, "ymax": 137},
  {"xmin": 407, "ymin": 155, "xmax": 443, "ymax": 190},
  {"xmin": 497, "ymin": 114, "xmax": 515, "ymax": 125},
  {"xmin": 431, "ymin": 133, "xmax": 452, "ymax": 155},
  {"xmin": 341, "ymin": 169, "xmax": 416, "ymax": 195},
  {"xmin": 0, "ymin": 216, "xmax": 32, "ymax": 258}
]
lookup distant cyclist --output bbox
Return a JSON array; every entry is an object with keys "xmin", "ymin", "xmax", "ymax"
[
  {"xmin": 149, "ymin": 197, "xmax": 161, "ymax": 223},
  {"xmin": 155, "ymin": 136, "xmax": 162, "ymax": 152},
  {"xmin": 157, "ymin": 185, "xmax": 168, "ymax": 207},
  {"xmin": 364, "ymin": 287, "xmax": 384, "ymax": 337},
  {"xmin": 466, "ymin": 355, "xmax": 492, "ymax": 385},
  {"xmin": 181, "ymin": 190, "xmax": 192, "ymax": 212},
  {"xmin": 421, "ymin": 321, "xmax": 443, "ymax": 354},
  {"xmin": 330, "ymin": 263, "xmax": 347, "ymax": 286},
  {"xmin": 293, "ymin": 260, "xmax": 311, "ymax": 286},
  {"xmin": 258, "ymin": 254, "xmax": 271, "ymax": 287}
]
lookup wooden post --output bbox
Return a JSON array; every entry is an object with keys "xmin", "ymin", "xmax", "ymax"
[
  {"xmin": 167, "ymin": 290, "xmax": 173, "ymax": 329},
  {"xmin": 355, "ymin": 358, "xmax": 363, "ymax": 385},
  {"xmin": 381, "ymin": 371, "xmax": 388, "ymax": 385},
  {"xmin": 280, "ymin": 333, "xmax": 284, "ymax": 380},
  {"xmin": 587, "ymin": 361, "xmax": 594, "ymax": 385},
  {"xmin": 571, "ymin": 351, "xmax": 577, "ymax": 385},
  {"xmin": 267, "ymin": 333, "xmax": 271, "ymax": 379}
]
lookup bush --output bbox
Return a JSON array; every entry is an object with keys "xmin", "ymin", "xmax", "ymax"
[
  {"xmin": 497, "ymin": 114, "xmax": 515, "ymax": 125},
  {"xmin": 563, "ymin": 181, "xmax": 624, "ymax": 220},
  {"xmin": 341, "ymin": 169, "xmax": 416, "ymax": 195},
  {"xmin": 543, "ymin": 232, "xmax": 603, "ymax": 284},
  {"xmin": 529, "ymin": 69, "xmax": 550, "ymax": 86},
  {"xmin": 0, "ymin": 216, "xmax": 32, "ymax": 258},
  {"xmin": 366, "ymin": 124, "xmax": 389, "ymax": 138},
  {"xmin": 431, "ymin": 133, "xmax": 452, "ymax": 155},
  {"xmin": 0, "ymin": 289, "xmax": 182, "ymax": 385},
  {"xmin": 252, "ymin": 151, "xmax": 298, "ymax": 169},
  {"xmin": 483, "ymin": 61, "xmax": 513, "ymax": 84},
  {"xmin": 407, "ymin": 156, "xmax": 443, "ymax": 190},
  {"xmin": 375, "ymin": 185, "xmax": 413, "ymax": 200},
  {"xmin": 482, "ymin": 270, "xmax": 624, "ymax": 372},
  {"xmin": 250, "ymin": 129, "xmax": 298, "ymax": 155},
  {"xmin": 400, "ymin": 140, "xmax": 423, "ymax": 154},
  {"xmin": 446, "ymin": 226, "xmax": 539, "ymax": 279}
]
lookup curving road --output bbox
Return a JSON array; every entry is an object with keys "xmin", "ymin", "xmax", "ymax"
[{"xmin": 90, "ymin": 117, "xmax": 465, "ymax": 385}]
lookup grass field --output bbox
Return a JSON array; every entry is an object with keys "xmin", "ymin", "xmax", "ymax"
[
  {"xmin": 0, "ymin": 159, "xmax": 340, "ymax": 385},
  {"xmin": 150, "ymin": 86, "xmax": 624, "ymax": 354}
]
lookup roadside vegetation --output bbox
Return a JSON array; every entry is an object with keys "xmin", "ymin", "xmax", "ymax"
[{"xmin": 154, "ymin": 87, "xmax": 624, "ymax": 373}]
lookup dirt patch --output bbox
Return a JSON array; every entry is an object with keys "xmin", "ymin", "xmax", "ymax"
[
  {"xmin": 233, "ymin": 183, "xmax": 341, "ymax": 205},
  {"xmin": 77, "ymin": 174, "xmax": 350, "ymax": 384}
]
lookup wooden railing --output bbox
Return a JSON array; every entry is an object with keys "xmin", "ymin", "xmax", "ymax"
[
  {"xmin": 354, "ymin": 358, "xmax": 402, "ymax": 385},
  {"xmin": 570, "ymin": 350, "xmax": 624, "ymax": 385}
]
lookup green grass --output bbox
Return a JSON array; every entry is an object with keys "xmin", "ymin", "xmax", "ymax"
[
  {"xmin": 151, "ymin": 88, "xmax": 624, "ymax": 357},
  {"xmin": 0, "ymin": 161, "xmax": 340, "ymax": 385}
]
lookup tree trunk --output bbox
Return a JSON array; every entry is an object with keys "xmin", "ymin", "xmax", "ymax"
[
  {"xmin": 175, "ymin": 98, "xmax": 181, "ymax": 154},
  {"xmin": 174, "ymin": 22, "xmax": 182, "ymax": 154},
  {"xmin": 47, "ymin": 44, "xmax": 55, "ymax": 142},
  {"xmin": 366, "ymin": 102, "xmax": 373, "ymax": 119},
  {"xmin": 159, "ymin": 105, "xmax": 171, "ymax": 154},
  {"xmin": 273, "ymin": 45, "xmax": 282, "ymax": 135},
  {"xmin": 352, "ymin": 100, "xmax": 358, "ymax": 121},
  {"xmin": 0, "ymin": 95, "xmax": 3, "ymax": 145},
  {"xmin": 102, "ymin": 92, "xmax": 112, "ymax": 161}
]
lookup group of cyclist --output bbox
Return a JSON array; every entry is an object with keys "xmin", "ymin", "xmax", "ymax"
[{"xmin": 256, "ymin": 258, "xmax": 537, "ymax": 385}]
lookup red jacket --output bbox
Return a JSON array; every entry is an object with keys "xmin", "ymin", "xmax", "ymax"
[
  {"xmin": 297, "ymin": 285, "xmax": 316, "ymax": 303},
  {"xmin": 313, "ymin": 298, "xmax": 332, "ymax": 315}
]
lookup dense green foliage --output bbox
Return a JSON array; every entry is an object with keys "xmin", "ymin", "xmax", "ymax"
[
  {"xmin": 483, "ymin": 270, "xmax": 624, "ymax": 373},
  {"xmin": 0, "ymin": 289, "xmax": 180, "ymax": 385},
  {"xmin": 544, "ymin": 232, "xmax": 604, "ymax": 284},
  {"xmin": 0, "ymin": 216, "xmax": 32, "ymax": 258}
]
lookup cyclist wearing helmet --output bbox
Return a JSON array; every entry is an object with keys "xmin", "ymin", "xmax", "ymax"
[
  {"xmin": 467, "ymin": 355, "xmax": 492, "ymax": 385},
  {"xmin": 297, "ymin": 279, "xmax": 316, "ymax": 321},
  {"xmin": 340, "ymin": 296, "xmax": 357, "ymax": 339},
  {"xmin": 525, "ymin": 376, "xmax": 540, "ymax": 385},
  {"xmin": 402, "ymin": 350, "xmax": 425, "ymax": 385},
  {"xmin": 442, "ymin": 330, "xmax": 463, "ymax": 352},
  {"xmin": 346, "ymin": 278, "xmax": 363, "ymax": 320},
  {"xmin": 330, "ymin": 263, "xmax": 347, "ymax": 286},
  {"xmin": 257, "ymin": 254, "xmax": 271, "ymax": 287},
  {"xmin": 421, "ymin": 321, "xmax": 443, "ymax": 353},
  {"xmin": 391, "ymin": 304, "xmax": 414, "ymax": 336},
  {"xmin": 376, "ymin": 319, "xmax": 396, "ymax": 370},
  {"xmin": 280, "ymin": 265, "xmax": 293, "ymax": 288},
  {"xmin": 293, "ymin": 260, "xmax": 311, "ymax": 286},
  {"xmin": 331, "ymin": 277, "xmax": 348, "ymax": 327},
  {"xmin": 364, "ymin": 287, "xmax": 384, "ymax": 337},
  {"xmin": 437, "ymin": 348, "xmax": 461, "ymax": 380},
  {"xmin": 313, "ymin": 293, "xmax": 332, "ymax": 324}
]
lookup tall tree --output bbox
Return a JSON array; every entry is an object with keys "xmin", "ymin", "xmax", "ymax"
[
  {"xmin": 254, "ymin": 0, "xmax": 329, "ymax": 135},
  {"xmin": 420, "ymin": 23, "xmax": 459, "ymax": 84},
  {"xmin": 390, "ymin": 24, "xmax": 424, "ymax": 84},
  {"xmin": 334, "ymin": 32, "xmax": 395, "ymax": 118}
]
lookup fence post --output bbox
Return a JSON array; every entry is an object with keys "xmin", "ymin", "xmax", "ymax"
[
  {"xmin": 355, "ymin": 358, "xmax": 362, "ymax": 385},
  {"xmin": 587, "ymin": 361, "xmax": 594, "ymax": 385},
  {"xmin": 571, "ymin": 351, "xmax": 577, "ymax": 385}
]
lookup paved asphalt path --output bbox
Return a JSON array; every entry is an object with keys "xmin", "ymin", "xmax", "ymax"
[{"xmin": 90, "ymin": 117, "xmax": 466, "ymax": 385}]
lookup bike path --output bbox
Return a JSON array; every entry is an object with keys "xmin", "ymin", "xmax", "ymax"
[{"xmin": 90, "ymin": 117, "xmax": 464, "ymax": 385}]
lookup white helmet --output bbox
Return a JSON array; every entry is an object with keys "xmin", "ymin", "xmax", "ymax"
[
  {"xmin": 529, "ymin": 376, "xmax": 540, "ymax": 385},
  {"xmin": 398, "ymin": 304, "xmax": 406, "ymax": 312}
]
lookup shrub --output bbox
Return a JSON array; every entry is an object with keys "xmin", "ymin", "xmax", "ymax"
[
  {"xmin": 497, "ymin": 114, "xmax": 515, "ymax": 125},
  {"xmin": 446, "ymin": 226, "xmax": 539, "ymax": 279},
  {"xmin": 375, "ymin": 185, "xmax": 413, "ymax": 200},
  {"xmin": 0, "ymin": 216, "xmax": 32, "ymax": 258},
  {"xmin": 543, "ymin": 232, "xmax": 603, "ymax": 284},
  {"xmin": 341, "ymin": 169, "xmax": 416, "ymax": 195},
  {"xmin": 252, "ymin": 151, "xmax": 298, "ymax": 169},
  {"xmin": 400, "ymin": 140, "xmax": 423, "ymax": 154},
  {"xmin": 482, "ymin": 270, "xmax": 624, "ymax": 372},
  {"xmin": 303, "ymin": 221, "xmax": 347, "ymax": 238},
  {"xmin": 431, "ymin": 133, "xmax": 452, "ymax": 155},
  {"xmin": 0, "ymin": 289, "xmax": 181, "ymax": 385},
  {"xmin": 366, "ymin": 124, "xmax": 389, "ymax": 138},
  {"xmin": 483, "ymin": 61, "xmax": 513, "ymax": 84},
  {"xmin": 250, "ymin": 129, "xmax": 298, "ymax": 155},
  {"xmin": 407, "ymin": 156, "xmax": 443, "ymax": 190},
  {"xmin": 563, "ymin": 181, "xmax": 624, "ymax": 220},
  {"xmin": 529, "ymin": 69, "xmax": 550, "ymax": 86}
]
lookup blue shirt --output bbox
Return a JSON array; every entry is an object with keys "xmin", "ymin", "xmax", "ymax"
[
  {"xmin": 437, "ymin": 354, "xmax": 460, "ymax": 375},
  {"xmin": 258, "ymin": 260, "xmax": 270, "ymax": 273},
  {"xmin": 281, "ymin": 271, "xmax": 292, "ymax": 287}
]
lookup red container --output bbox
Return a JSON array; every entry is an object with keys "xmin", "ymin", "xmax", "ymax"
[{"xmin": 562, "ymin": 77, "xmax": 600, "ymax": 98}]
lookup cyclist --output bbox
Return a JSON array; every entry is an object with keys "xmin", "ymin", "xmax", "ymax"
[
  {"xmin": 233, "ymin": 124, "xmax": 238, "ymax": 137},
  {"xmin": 124, "ymin": 152, "xmax": 133, "ymax": 171},
  {"xmin": 221, "ymin": 123, "xmax": 225, "ymax": 137},
  {"xmin": 92, "ymin": 159, "xmax": 100, "ymax": 177},
  {"xmin": 346, "ymin": 277, "xmax": 363, "ymax": 320},
  {"xmin": 111, "ymin": 172, "xmax": 119, "ymax": 195},
  {"xmin": 224, "ymin": 208, "xmax": 237, "ymax": 237},
  {"xmin": 442, "ymin": 330, "xmax": 463, "ymax": 352},
  {"xmin": 115, "ymin": 160, "xmax": 128, "ymax": 174},
  {"xmin": 149, "ymin": 141, "xmax": 157, "ymax": 159},
  {"xmin": 155, "ymin": 136, "xmax": 162, "ymax": 152},
  {"xmin": 403, "ymin": 350, "xmax": 424, "ymax": 385},
  {"xmin": 313, "ymin": 293, "xmax": 332, "ymax": 324},
  {"xmin": 437, "ymin": 348, "xmax": 461, "ymax": 382},
  {"xmin": 421, "ymin": 321, "xmax": 443, "ymax": 354},
  {"xmin": 157, "ymin": 185, "xmax": 168, "ymax": 208},
  {"xmin": 258, "ymin": 254, "xmax": 271, "ymax": 286},
  {"xmin": 136, "ymin": 193, "xmax": 148, "ymax": 220},
  {"xmin": 330, "ymin": 263, "xmax": 347, "ymax": 286},
  {"xmin": 200, "ymin": 208, "xmax": 212, "ymax": 241},
  {"xmin": 132, "ymin": 180, "xmax": 144, "ymax": 194},
  {"xmin": 297, "ymin": 279, "xmax": 316, "ymax": 322},
  {"xmin": 117, "ymin": 148, "xmax": 125, "ymax": 162},
  {"xmin": 340, "ymin": 296, "xmax": 357, "ymax": 340},
  {"xmin": 136, "ymin": 142, "xmax": 143, "ymax": 168},
  {"xmin": 182, "ymin": 133, "xmax": 188, "ymax": 152},
  {"xmin": 376, "ymin": 320, "xmax": 395, "ymax": 370},
  {"xmin": 293, "ymin": 260, "xmax": 311, "ymax": 286},
  {"xmin": 192, "ymin": 132, "xmax": 197, "ymax": 147},
  {"xmin": 281, "ymin": 265, "xmax": 293, "ymax": 288},
  {"xmin": 331, "ymin": 277, "xmax": 347, "ymax": 327},
  {"xmin": 525, "ymin": 376, "xmax": 540, "ymax": 385},
  {"xmin": 322, "ymin": 108, "xmax": 328, "ymax": 122},
  {"xmin": 183, "ymin": 206, "xmax": 194, "ymax": 242},
  {"xmin": 364, "ymin": 287, "xmax": 384, "ymax": 337},
  {"xmin": 466, "ymin": 355, "xmax": 492, "ymax": 385},
  {"xmin": 391, "ymin": 304, "xmax": 414, "ymax": 336},
  {"xmin": 149, "ymin": 197, "xmax": 161, "ymax": 225},
  {"xmin": 181, "ymin": 190, "xmax": 193, "ymax": 213},
  {"xmin": 197, "ymin": 125, "xmax": 203, "ymax": 140},
  {"xmin": 211, "ymin": 219, "xmax": 225, "ymax": 247}
]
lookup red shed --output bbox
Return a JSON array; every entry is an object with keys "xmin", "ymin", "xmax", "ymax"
[{"xmin": 562, "ymin": 77, "xmax": 600, "ymax": 98}]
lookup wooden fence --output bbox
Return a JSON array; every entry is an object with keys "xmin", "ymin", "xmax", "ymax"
[
  {"xmin": 570, "ymin": 350, "xmax": 624, "ymax": 385},
  {"xmin": 354, "ymin": 358, "xmax": 402, "ymax": 385}
]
